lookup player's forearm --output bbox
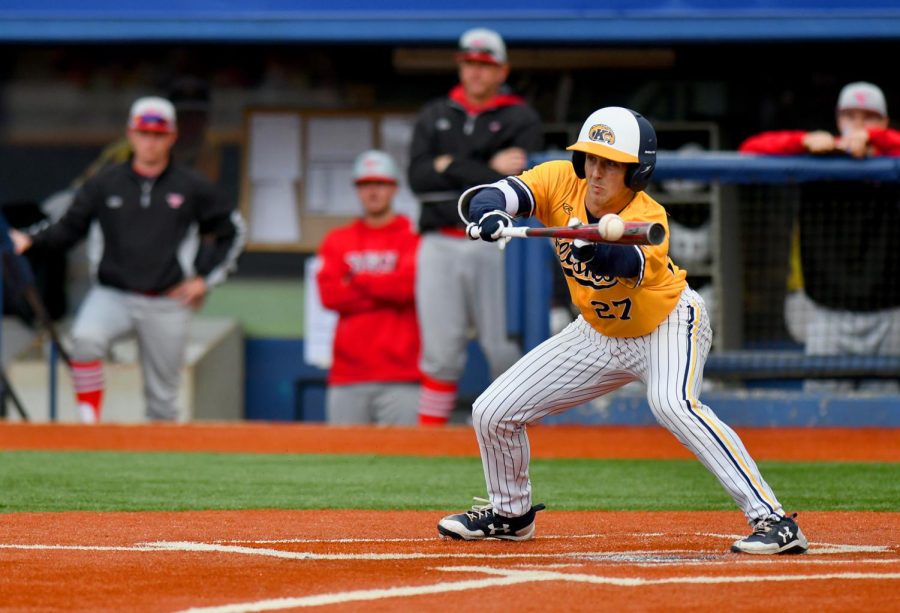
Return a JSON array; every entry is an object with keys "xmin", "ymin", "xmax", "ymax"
[
  {"xmin": 867, "ymin": 127, "xmax": 900, "ymax": 156},
  {"xmin": 318, "ymin": 280, "xmax": 378, "ymax": 313},
  {"xmin": 443, "ymin": 158, "xmax": 504, "ymax": 187},
  {"xmin": 352, "ymin": 270, "xmax": 416, "ymax": 304},
  {"xmin": 738, "ymin": 131, "xmax": 808, "ymax": 155},
  {"xmin": 194, "ymin": 211, "xmax": 246, "ymax": 287},
  {"xmin": 466, "ymin": 178, "xmax": 534, "ymax": 222},
  {"xmin": 408, "ymin": 156, "xmax": 460, "ymax": 193},
  {"xmin": 29, "ymin": 219, "xmax": 88, "ymax": 252},
  {"xmin": 581, "ymin": 244, "xmax": 643, "ymax": 279}
]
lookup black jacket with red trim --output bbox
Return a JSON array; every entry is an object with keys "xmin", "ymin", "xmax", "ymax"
[
  {"xmin": 408, "ymin": 84, "xmax": 543, "ymax": 233},
  {"xmin": 30, "ymin": 160, "xmax": 243, "ymax": 294}
]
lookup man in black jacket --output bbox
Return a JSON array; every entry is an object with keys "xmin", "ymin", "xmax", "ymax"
[
  {"xmin": 408, "ymin": 27, "xmax": 543, "ymax": 425},
  {"xmin": 11, "ymin": 96, "xmax": 245, "ymax": 423}
]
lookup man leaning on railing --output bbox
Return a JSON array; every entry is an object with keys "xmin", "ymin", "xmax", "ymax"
[{"xmin": 739, "ymin": 81, "xmax": 900, "ymax": 392}]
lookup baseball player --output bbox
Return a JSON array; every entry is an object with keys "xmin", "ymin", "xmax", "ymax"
[
  {"xmin": 408, "ymin": 27, "xmax": 543, "ymax": 425},
  {"xmin": 437, "ymin": 107, "xmax": 808, "ymax": 555},
  {"xmin": 10, "ymin": 96, "xmax": 245, "ymax": 423},
  {"xmin": 316, "ymin": 150, "xmax": 421, "ymax": 425}
]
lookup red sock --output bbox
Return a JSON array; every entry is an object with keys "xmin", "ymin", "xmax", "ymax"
[
  {"xmin": 418, "ymin": 376, "xmax": 457, "ymax": 426},
  {"xmin": 419, "ymin": 413, "xmax": 449, "ymax": 426},
  {"xmin": 71, "ymin": 360, "xmax": 104, "ymax": 423}
]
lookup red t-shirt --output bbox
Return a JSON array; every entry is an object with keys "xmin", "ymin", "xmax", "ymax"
[{"xmin": 316, "ymin": 215, "xmax": 421, "ymax": 385}]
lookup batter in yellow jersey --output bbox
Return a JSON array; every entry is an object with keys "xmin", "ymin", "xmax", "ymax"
[
  {"xmin": 439, "ymin": 106, "xmax": 807, "ymax": 557},
  {"xmin": 518, "ymin": 160, "xmax": 686, "ymax": 337}
]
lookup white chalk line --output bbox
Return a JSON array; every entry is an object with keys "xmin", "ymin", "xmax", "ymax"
[
  {"xmin": 174, "ymin": 566, "xmax": 900, "ymax": 613},
  {"xmin": 0, "ymin": 536, "xmax": 893, "ymax": 561},
  {"xmin": 214, "ymin": 533, "xmax": 895, "ymax": 556},
  {"xmin": 215, "ymin": 532, "xmax": 665, "ymax": 544},
  {"xmin": 2, "ymin": 538, "xmax": 896, "ymax": 612},
  {"xmin": 0, "ymin": 544, "xmax": 172, "ymax": 552},
  {"xmin": 138, "ymin": 542, "xmax": 716, "ymax": 561}
]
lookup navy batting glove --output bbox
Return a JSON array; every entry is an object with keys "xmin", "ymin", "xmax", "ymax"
[
  {"xmin": 476, "ymin": 210, "xmax": 513, "ymax": 242},
  {"xmin": 570, "ymin": 238, "xmax": 596, "ymax": 263}
]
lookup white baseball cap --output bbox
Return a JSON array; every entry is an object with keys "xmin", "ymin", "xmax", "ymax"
[
  {"xmin": 457, "ymin": 27, "xmax": 507, "ymax": 65},
  {"xmin": 128, "ymin": 96, "xmax": 177, "ymax": 133},
  {"xmin": 837, "ymin": 82, "xmax": 887, "ymax": 117},
  {"xmin": 353, "ymin": 150, "xmax": 399, "ymax": 185}
]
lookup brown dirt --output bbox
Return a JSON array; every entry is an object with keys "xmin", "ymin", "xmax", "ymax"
[
  {"xmin": 0, "ymin": 422, "xmax": 897, "ymax": 611},
  {"xmin": 0, "ymin": 509, "xmax": 897, "ymax": 612},
  {"xmin": 1, "ymin": 422, "xmax": 898, "ymax": 461}
]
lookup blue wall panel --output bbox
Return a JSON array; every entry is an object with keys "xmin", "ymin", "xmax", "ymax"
[
  {"xmin": 245, "ymin": 338, "xmax": 491, "ymax": 423},
  {"xmin": 3, "ymin": 1, "xmax": 900, "ymax": 42},
  {"xmin": 244, "ymin": 338, "xmax": 312, "ymax": 422},
  {"xmin": 540, "ymin": 392, "xmax": 900, "ymax": 427}
]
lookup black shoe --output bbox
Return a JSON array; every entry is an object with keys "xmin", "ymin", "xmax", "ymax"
[
  {"xmin": 438, "ymin": 498, "xmax": 546, "ymax": 541},
  {"xmin": 731, "ymin": 513, "xmax": 809, "ymax": 554}
]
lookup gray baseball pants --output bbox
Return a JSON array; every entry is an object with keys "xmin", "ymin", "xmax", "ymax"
[
  {"xmin": 416, "ymin": 234, "xmax": 521, "ymax": 381},
  {"xmin": 325, "ymin": 383, "xmax": 420, "ymax": 425},
  {"xmin": 70, "ymin": 285, "xmax": 193, "ymax": 421}
]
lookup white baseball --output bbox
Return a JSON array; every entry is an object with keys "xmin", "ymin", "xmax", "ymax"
[{"xmin": 598, "ymin": 214, "xmax": 625, "ymax": 241}]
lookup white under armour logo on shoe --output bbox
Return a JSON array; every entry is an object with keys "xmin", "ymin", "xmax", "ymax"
[
  {"xmin": 488, "ymin": 523, "xmax": 510, "ymax": 535},
  {"xmin": 779, "ymin": 527, "xmax": 794, "ymax": 543}
]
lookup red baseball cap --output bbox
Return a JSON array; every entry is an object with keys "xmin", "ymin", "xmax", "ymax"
[{"xmin": 128, "ymin": 96, "xmax": 177, "ymax": 133}]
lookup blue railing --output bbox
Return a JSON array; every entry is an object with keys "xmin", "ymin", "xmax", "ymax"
[{"xmin": 531, "ymin": 150, "xmax": 900, "ymax": 183}]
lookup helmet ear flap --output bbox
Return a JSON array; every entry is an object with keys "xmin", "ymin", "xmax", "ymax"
[
  {"xmin": 571, "ymin": 151, "xmax": 586, "ymax": 179},
  {"xmin": 624, "ymin": 161, "xmax": 653, "ymax": 191}
]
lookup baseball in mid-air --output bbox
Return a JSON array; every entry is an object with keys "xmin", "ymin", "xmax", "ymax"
[{"xmin": 598, "ymin": 213, "xmax": 625, "ymax": 241}]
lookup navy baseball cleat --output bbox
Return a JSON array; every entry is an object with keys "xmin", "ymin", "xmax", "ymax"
[
  {"xmin": 438, "ymin": 498, "xmax": 546, "ymax": 541},
  {"xmin": 731, "ymin": 513, "xmax": 808, "ymax": 554}
]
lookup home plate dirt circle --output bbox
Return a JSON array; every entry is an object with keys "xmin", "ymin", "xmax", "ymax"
[{"xmin": 1, "ymin": 509, "xmax": 897, "ymax": 612}]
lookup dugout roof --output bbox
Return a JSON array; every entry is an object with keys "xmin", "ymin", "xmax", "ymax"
[{"xmin": 2, "ymin": 0, "xmax": 900, "ymax": 43}]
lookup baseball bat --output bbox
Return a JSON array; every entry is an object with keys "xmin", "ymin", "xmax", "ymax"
[{"xmin": 467, "ymin": 221, "xmax": 666, "ymax": 246}]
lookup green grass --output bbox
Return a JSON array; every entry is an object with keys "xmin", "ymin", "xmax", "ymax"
[
  {"xmin": 0, "ymin": 451, "xmax": 897, "ymax": 513},
  {"xmin": 198, "ymin": 278, "xmax": 304, "ymax": 338}
]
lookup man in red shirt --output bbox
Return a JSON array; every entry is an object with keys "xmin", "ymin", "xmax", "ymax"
[
  {"xmin": 316, "ymin": 151, "xmax": 421, "ymax": 424},
  {"xmin": 739, "ymin": 81, "xmax": 900, "ymax": 157},
  {"xmin": 739, "ymin": 82, "xmax": 900, "ymax": 391}
]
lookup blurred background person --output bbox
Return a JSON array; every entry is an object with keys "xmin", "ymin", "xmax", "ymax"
[
  {"xmin": 10, "ymin": 96, "xmax": 245, "ymax": 422},
  {"xmin": 740, "ymin": 82, "xmax": 900, "ymax": 391},
  {"xmin": 316, "ymin": 150, "xmax": 421, "ymax": 425},
  {"xmin": 408, "ymin": 27, "xmax": 543, "ymax": 425}
]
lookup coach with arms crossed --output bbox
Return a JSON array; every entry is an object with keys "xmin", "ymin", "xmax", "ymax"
[
  {"xmin": 408, "ymin": 27, "xmax": 543, "ymax": 425},
  {"xmin": 11, "ymin": 96, "xmax": 245, "ymax": 423}
]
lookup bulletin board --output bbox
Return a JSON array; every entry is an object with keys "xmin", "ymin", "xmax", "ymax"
[{"xmin": 240, "ymin": 109, "xmax": 418, "ymax": 252}]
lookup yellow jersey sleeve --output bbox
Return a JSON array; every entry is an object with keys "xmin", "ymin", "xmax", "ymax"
[{"xmin": 517, "ymin": 161, "xmax": 687, "ymax": 338}]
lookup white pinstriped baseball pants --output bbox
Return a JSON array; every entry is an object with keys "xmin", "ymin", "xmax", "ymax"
[{"xmin": 472, "ymin": 287, "xmax": 785, "ymax": 523}]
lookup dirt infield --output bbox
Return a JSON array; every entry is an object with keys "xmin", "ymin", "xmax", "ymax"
[
  {"xmin": 1, "ymin": 509, "xmax": 898, "ymax": 612},
  {"xmin": 1, "ymin": 422, "xmax": 898, "ymax": 461},
  {"xmin": 1, "ymin": 422, "xmax": 898, "ymax": 611}
]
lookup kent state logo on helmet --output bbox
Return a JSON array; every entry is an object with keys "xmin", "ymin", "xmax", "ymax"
[
  {"xmin": 352, "ymin": 150, "xmax": 399, "ymax": 185},
  {"xmin": 567, "ymin": 107, "xmax": 657, "ymax": 192}
]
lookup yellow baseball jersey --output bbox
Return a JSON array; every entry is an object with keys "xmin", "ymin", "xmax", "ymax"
[{"xmin": 517, "ymin": 160, "xmax": 687, "ymax": 337}]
